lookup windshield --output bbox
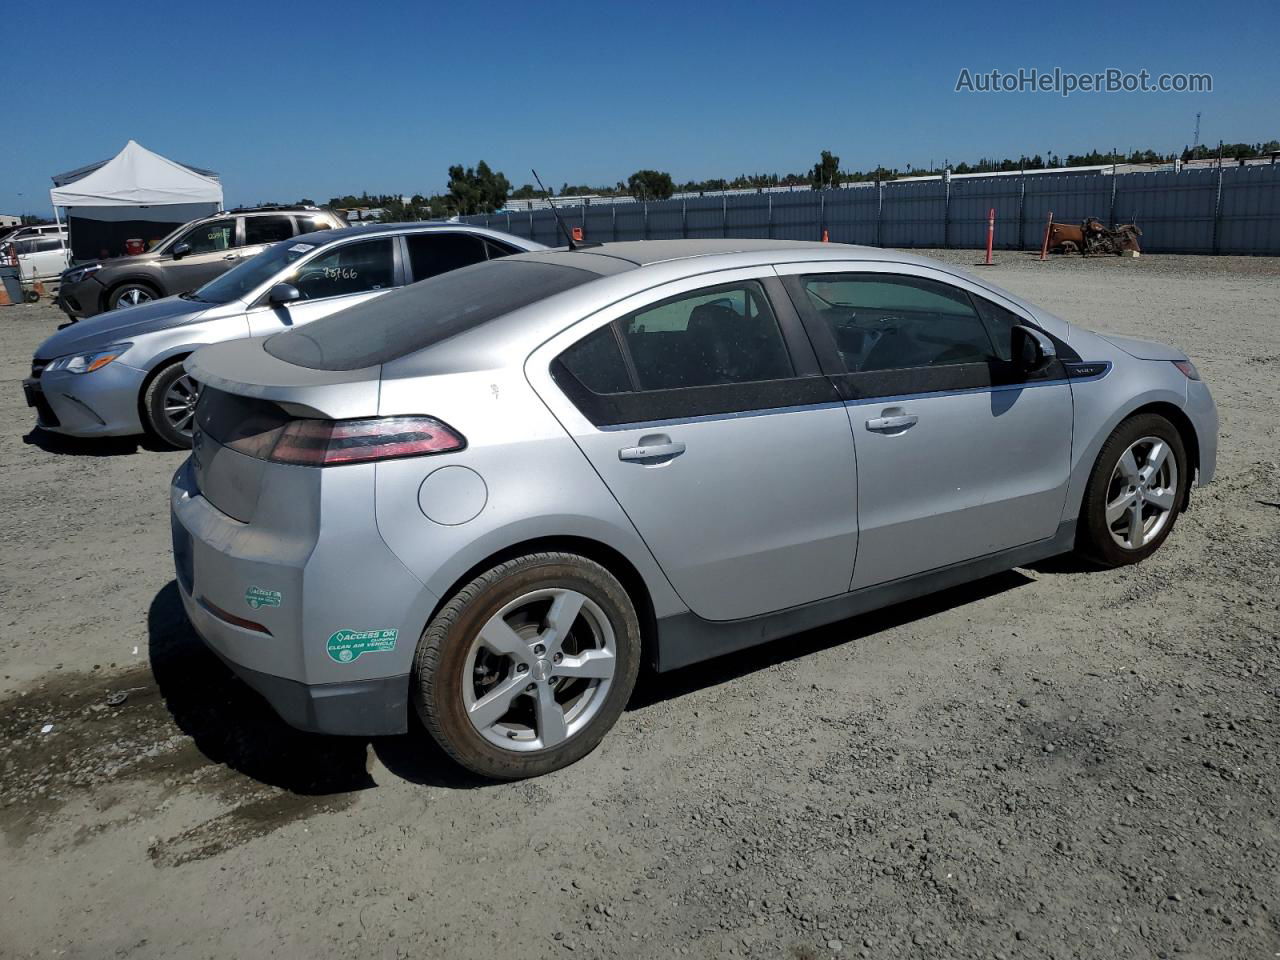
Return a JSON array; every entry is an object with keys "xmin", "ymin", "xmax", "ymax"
[{"xmin": 190, "ymin": 240, "xmax": 321, "ymax": 304}]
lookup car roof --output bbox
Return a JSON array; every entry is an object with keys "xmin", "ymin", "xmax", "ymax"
[
  {"xmin": 507, "ymin": 238, "xmax": 952, "ymax": 274},
  {"xmin": 294, "ymin": 221, "xmax": 542, "ymax": 245}
]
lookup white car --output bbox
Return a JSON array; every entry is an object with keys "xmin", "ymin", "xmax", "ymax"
[{"xmin": 8, "ymin": 234, "xmax": 71, "ymax": 284}]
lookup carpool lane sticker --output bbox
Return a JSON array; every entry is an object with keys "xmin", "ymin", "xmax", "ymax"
[
  {"xmin": 327, "ymin": 628, "xmax": 398, "ymax": 663},
  {"xmin": 245, "ymin": 586, "xmax": 282, "ymax": 609}
]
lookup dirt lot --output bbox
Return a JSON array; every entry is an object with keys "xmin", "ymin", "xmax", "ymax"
[{"xmin": 1, "ymin": 251, "xmax": 1277, "ymax": 960}]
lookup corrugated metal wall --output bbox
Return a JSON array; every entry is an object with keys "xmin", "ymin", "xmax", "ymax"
[{"xmin": 464, "ymin": 165, "xmax": 1280, "ymax": 254}]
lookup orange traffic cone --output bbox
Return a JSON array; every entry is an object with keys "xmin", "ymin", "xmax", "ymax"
[{"xmin": 821, "ymin": 229, "xmax": 829, "ymax": 243}]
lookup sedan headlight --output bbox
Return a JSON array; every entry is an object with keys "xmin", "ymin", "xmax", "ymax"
[
  {"xmin": 62, "ymin": 263, "xmax": 103, "ymax": 285},
  {"xmin": 46, "ymin": 343, "xmax": 132, "ymax": 375}
]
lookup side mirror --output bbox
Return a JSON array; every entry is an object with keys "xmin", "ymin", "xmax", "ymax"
[
  {"xmin": 172, "ymin": 242, "xmax": 190, "ymax": 260},
  {"xmin": 268, "ymin": 282, "xmax": 301, "ymax": 305},
  {"xmin": 1011, "ymin": 324, "xmax": 1056, "ymax": 373}
]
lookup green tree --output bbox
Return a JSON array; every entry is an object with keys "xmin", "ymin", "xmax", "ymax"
[
  {"xmin": 811, "ymin": 150, "xmax": 841, "ymax": 189},
  {"xmin": 447, "ymin": 161, "xmax": 511, "ymax": 215},
  {"xmin": 626, "ymin": 170, "xmax": 675, "ymax": 200}
]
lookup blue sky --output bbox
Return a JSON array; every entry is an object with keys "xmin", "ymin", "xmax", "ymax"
[{"xmin": 2, "ymin": 0, "xmax": 1276, "ymax": 214}]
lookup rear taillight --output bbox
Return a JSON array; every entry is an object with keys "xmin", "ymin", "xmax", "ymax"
[
  {"xmin": 1172, "ymin": 360, "xmax": 1201, "ymax": 381},
  {"xmin": 225, "ymin": 416, "xmax": 465, "ymax": 466}
]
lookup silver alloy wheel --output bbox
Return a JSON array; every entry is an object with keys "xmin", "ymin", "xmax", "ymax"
[
  {"xmin": 1106, "ymin": 435, "xmax": 1179, "ymax": 550},
  {"xmin": 114, "ymin": 286, "xmax": 154, "ymax": 308},
  {"xmin": 163, "ymin": 374, "xmax": 199, "ymax": 438},
  {"xmin": 462, "ymin": 587, "xmax": 617, "ymax": 752}
]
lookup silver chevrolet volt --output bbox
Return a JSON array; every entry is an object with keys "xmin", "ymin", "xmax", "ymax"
[{"xmin": 171, "ymin": 239, "xmax": 1218, "ymax": 779}]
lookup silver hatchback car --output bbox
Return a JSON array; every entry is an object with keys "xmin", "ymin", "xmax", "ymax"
[
  {"xmin": 171, "ymin": 239, "xmax": 1217, "ymax": 779},
  {"xmin": 25, "ymin": 223, "xmax": 542, "ymax": 447}
]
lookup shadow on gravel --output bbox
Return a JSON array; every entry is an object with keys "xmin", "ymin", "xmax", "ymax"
[
  {"xmin": 148, "ymin": 571, "xmax": 1036, "ymax": 790},
  {"xmin": 148, "ymin": 582, "xmax": 487, "ymax": 792},
  {"xmin": 148, "ymin": 582, "xmax": 376, "ymax": 796},
  {"xmin": 22, "ymin": 427, "xmax": 166, "ymax": 457},
  {"xmin": 631, "ymin": 570, "xmax": 1034, "ymax": 708}
]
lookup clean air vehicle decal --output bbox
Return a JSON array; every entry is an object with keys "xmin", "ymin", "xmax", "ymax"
[
  {"xmin": 327, "ymin": 628, "xmax": 398, "ymax": 663},
  {"xmin": 245, "ymin": 586, "xmax": 282, "ymax": 609}
]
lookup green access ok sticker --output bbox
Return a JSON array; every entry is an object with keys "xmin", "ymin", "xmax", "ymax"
[
  {"xmin": 245, "ymin": 586, "xmax": 282, "ymax": 609},
  {"xmin": 327, "ymin": 628, "xmax": 398, "ymax": 663}
]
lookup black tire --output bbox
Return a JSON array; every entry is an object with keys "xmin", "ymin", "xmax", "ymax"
[
  {"xmin": 1077, "ymin": 413, "xmax": 1188, "ymax": 568},
  {"xmin": 413, "ymin": 552, "xmax": 641, "ymax": 780},
  {"xmin": 107, "ymin": 281, "xmax": 160, "ymax": 310},
  {"xmin": 142, "ymin": 360, "xmax": 198, "ymax": 449}
]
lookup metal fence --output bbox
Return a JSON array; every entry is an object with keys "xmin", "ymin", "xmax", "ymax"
[{"xmin": 464, "ymin": 163, "xmax": 1280, "ymax": 255}]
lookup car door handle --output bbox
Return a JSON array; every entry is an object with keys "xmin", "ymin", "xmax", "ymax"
[
  {"xmin": 619, "ymin": 440, "xmax": 686, "ymax": 462},
  {"xmin": 866, "ymin": 414, "xmax": 918, "ymax": 432}
]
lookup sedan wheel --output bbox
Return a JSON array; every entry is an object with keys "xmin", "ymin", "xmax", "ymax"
[
  {"xmin": 162, "ymin": 373, "xmax": 199, "ymax": 439},
  {"xmin": 463, "ymin": 587, "xmax": 617, "ymax": 752},
  {"xmin": 142, "ymin": 360, "xmax": 200, "ymax": 449},
  {"xmin": 1078, "ymin": 413, "xmax": 1188, "ymax": 567},
  {"xmin": 1104, "ymin": 437, "xmax": 1179, "ymax": 550},
  {"xmin": 414, "ymin": 552, "xmax": 640, "ymax": 780}
]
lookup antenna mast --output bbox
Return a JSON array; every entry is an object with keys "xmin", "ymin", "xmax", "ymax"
[
  {"xmin": 531, "ymin": 169, "xmax": 576, "ymax": 249},
  {"xmin": 1192, "ymin": 112, "xmax": 1202, "ymax": 151}
]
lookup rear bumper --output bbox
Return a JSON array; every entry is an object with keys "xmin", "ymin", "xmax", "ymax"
[
  {"xmin": 188, "ymin": 587, "xmax": 410, "ymax": 735},
  {"xmin": 170, "ymin": 458, "xmax": 436, "ymax": 737},
  {"xmin": 23, "ymin": 362, "xmax": 147, "ymax": 437}
]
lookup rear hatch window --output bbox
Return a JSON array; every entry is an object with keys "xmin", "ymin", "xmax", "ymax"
[{"xmin": 264, "ymin": 258, "xmax": 598, "ymax": 371}]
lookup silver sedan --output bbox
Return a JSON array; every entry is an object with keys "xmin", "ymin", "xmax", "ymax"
[
  {"xmin": 171, "ymin": 239, "xmax": 1218, "ymax": 779},
  {"xmin": 24, "ymin": 223, "xmax": 543, "ymax": 447}
]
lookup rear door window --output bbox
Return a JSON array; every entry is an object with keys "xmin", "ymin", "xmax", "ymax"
[
  {"xmin": 621, "ymin": 281, "xmax": 793, "ymax": 389},
  {"xmin": 291, "ymin": 238, "xmax": 395, "ymax": 300},
  {"xmin": 244, "ymin": 215, "xmax": 295, "ymax": 245},
  {"xmin": 406, "ymin": 233, "xmax": 490, "ymax": 282}
]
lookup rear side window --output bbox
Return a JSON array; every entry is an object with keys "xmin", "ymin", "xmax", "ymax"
[
  {"xmin": 557, "ymin": 327, "xmax": 631, "ymax": 394},
  {"xmin": 295, "ymin": 216, "xmax": 332, "ymax": 235},
  {"xmin": 265, "ymin": 259, "xmax": 599, "ymax": 370},
  {"xmin": 406, "ymin": 233, "xmax": 489, "ymax": 281},
  {"xmin": 245, "ymin": 215, "xmax": 294, "ymax": 245}
]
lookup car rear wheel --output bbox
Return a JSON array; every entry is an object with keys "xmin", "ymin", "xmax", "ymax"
[
  {"xmin": 413, "ymin": 552, "xmax": 641, "ymax": 780},
  {"xmin": 143, "ymin": 360, "xmax": 199, "ymax": 449},
  {"xmin": 109, "ymin": 282, "xmax": 159, "ymax": 310},
  {"xmin": 1077, "ymin": 413, "xmax": 1188, "ymax": 567}
]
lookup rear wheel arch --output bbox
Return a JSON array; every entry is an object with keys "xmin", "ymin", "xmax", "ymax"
[{"xmin": 422, "ymin": 535, "xmax": 659, "ymax": 672}]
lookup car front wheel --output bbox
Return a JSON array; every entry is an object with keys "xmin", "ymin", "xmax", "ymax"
[
  {"xmin": 1077, "ymin": 413, "xmax": 1189, "ymax": 567},
  {"xmin": 413, "ymin": 552, "xmax": 641, "ymax": 780},
  {"xmin": 143, "ymin": 360, "xmax": 199, "ymax": 449},
  {"xmin": 109, "ymin": 282, "xmax": 160, "ymax": 310}
]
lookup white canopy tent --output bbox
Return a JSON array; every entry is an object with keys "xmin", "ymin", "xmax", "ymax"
[{"xmin": 50, "ymin": 140, "xmax": 223, "ymax": 261}]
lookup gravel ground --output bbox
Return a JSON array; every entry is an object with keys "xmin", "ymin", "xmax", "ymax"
[{"xmin": 1, "ymin": 252, "xmax": 1278, "ymax": 959}]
